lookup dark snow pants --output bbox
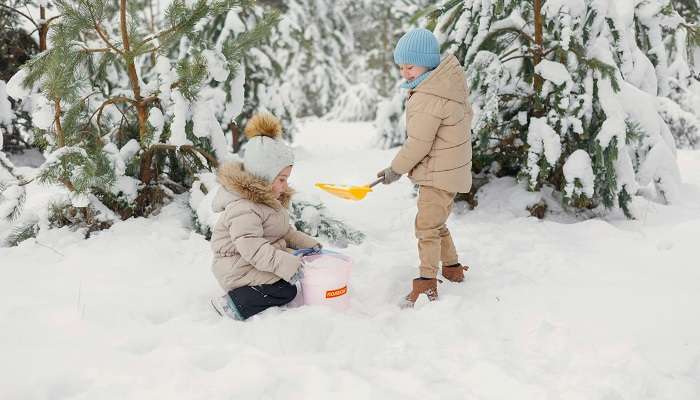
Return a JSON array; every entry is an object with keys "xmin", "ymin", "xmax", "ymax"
[{"xmin": 227, "ymin": 279, "xmax": 297, "ymax": 320}]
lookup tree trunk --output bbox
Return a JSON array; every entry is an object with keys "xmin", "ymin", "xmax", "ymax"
[
  {"xmin": 532, "ymin": 0, "xmax": 545, "ymax": 117},
  {"xmin": 119, "ymin": 0, "xmax": 147, "ymax": 140},
  {"xmin": 119, "ymin": 0, "xmax": 152, "ymax": 183},
  {"xmin": 229, "ymin": 122, "xmax": 241, "ymax": 153},
  {"xmin": 54, "ymin": 97, "xmax": 64, "ymax": 147},
  {"xmin": 39, "ymin": 6, "xmax": 48, "ymax": 51}
]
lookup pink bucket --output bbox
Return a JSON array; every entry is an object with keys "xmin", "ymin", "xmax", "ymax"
[{"xmin": 298, "ymin": 250, "xmax": 352, "ymax": 311}]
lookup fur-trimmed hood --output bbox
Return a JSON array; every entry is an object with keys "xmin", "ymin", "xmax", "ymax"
[{"xmin": 213, "ymin": 162, "xmax": 293, "ymax": 212}]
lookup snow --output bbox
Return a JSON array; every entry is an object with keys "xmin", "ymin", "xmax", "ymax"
[
  {"xmin": 3, "ymin": 122, "xmax": 700, "ymax": 399},
  {"xmin": 542, "ymin": 0, "xmax": 587, "ymax": 19},
  {"xmin": 119, "ymin": 139, "xmax": 141, "ymax": 165},
  {"xmin": 103, "ymin": 142, "xmax": 127, "ymax": 176},
  {"xmin": 534, "ymin": 60, "xmax": 572, "ymax": 87},
  {"xmin": 0, "ymin": 184, "xmax": 23, "ymax": 220},
  {"xmin": 30, "ymin": 93, "xmax": 54, "ymax": 130},
  {"xmin": 527, "ymin": 117, "xmax": 562, "ymax": 186},
  {"xmin": 638, "ymin": 141, "xmax": 683, "ymax": 204},
  {"xmin": 114, "ymin": 176, "xmax": 140, "ymax": 201},
  {"xmin": 0, "ymin": 80, "xmax": 15, "ymax": 130},
  {"xmin": 202, "ymin": 49, "xmax": 230, "ymax": 83},
  {"xmin": 154, "ymin": 56, "xmax": 171, "ymax": 76},
  {"xmin": 192, "ymin": 100, "xmax": 231, "ymax": 161},
  {"xmin": 6, "ymin": 69, "xmax": 30, "ymax": 100},
  {"xmin": 169, "ymin": 91, "xmax": 191, "ymax": 147},
  {"xmin": 69, "ymin": 191, "xmax": 90, "ymax": 208},
  {"xmin": 190, "ymin": 171, "xmax": 222, "ymax": 230},
  {"xmin": 614, "ymin": 149, "xmax": 639, "ymax": 195},
  {"xmin": 148, "ymin": 107, "xmax": 165, "ymax": 136},
  {"xmin": 223, "ymin": 65, "xmax": 245, "ymax": 123},
  {"xmin": 42, "ymin": 146, "xmax": 88, "ymax": 166},
  {"xmin": 517, "ymin": 111, "xmax": 528, "ymax": 126},
  {"xmin": 223, "ymin": 9, "xmax": 246, "ymax": 37},
  {"xmin": 563, "ymin": 149, "xmax": 595, "ymax": 198}
]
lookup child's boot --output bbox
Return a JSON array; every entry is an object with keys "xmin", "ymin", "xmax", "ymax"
[
  {"xmin": 401, "ymin": 278, "xmax": 439, "ymax": 308},
  {"xmin": 210, "ymin": 295, "xmax": 243, "ymax": 320},
  {"xmin": 441, "ymin": 263, "xmax": 469, "ymax": 282}
]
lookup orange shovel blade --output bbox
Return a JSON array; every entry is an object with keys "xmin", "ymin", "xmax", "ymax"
[{"xmin": 315, "ymin": 183, "xmax": 373, "ymax": 201}]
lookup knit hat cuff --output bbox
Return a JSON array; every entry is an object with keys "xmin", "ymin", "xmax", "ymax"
[{"xmin": 393, "ymin": 50, "xmax": 440, "ymax": 69}]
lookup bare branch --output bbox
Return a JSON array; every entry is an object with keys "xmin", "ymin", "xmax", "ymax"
[
  {"xmin": 86, "ymin": 6, "xmax": 123, "ymax": 55},
  {"xmin": 89, "ymin": 96, "xmax": 135, "ymax": 128},
  {"xmin": 148, "ymin": 144, "xmax": 219, "ymax": 168},
  {"xmin": 0, "ymin": 4, "xmax": 39, "ymax": 28}
]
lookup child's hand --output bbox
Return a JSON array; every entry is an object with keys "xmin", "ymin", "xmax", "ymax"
[
  {"xmin": 293, "ymin": 245, "xmax": 322, "ymax": 256},
  {"xmin": 289, "ymin": 259, "xmax": 305, "ymax": 284},
  {"xmin": 377, "ymin": 167, "xmax": 401, "ymax": 184}
]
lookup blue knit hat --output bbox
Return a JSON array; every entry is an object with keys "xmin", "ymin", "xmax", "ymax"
[{"xmin": 393, "ymin": 28, "xmax": 440, "ymax": 68}]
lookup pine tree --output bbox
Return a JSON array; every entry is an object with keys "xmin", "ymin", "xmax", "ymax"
[
  {"xmin": 281, "ymin": 0, "xmax": 354, "ymax": 118},
  {"xmin": 659, "ymin": 0, "xmax": 700, "ymax": 148},
  {"xmin": 0, "ymin": 1, "xmax": 46, "ymax": 154},
  {"xmin": 197, "ymin": 0, "xmax": 354, "ymax": 142},
  {"xmin": 430, "ymin": 0, "xmax": 697, "ymax": 216},
  {"xmin": 289, "ymin": 199, "xmax": 365, "ymax": 246},
  {"xmin": 4, "ymin": 0, "xmax": 275, "ymax": 223},
  {"xmin": 197, "ymin": 4, "xmax": 285, "ymax": 145}
]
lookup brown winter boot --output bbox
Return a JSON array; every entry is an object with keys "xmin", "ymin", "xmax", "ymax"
[
  {"xmin": 401, "ymin": 278, "xmax": 439, "ymax": 308},
  {"xmin": 441, "ymin": 263, "xmax": 469, "ymax": 283}
]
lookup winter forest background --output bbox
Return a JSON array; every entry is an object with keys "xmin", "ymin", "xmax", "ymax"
[
  {"xmin": 1, "ymin": 0, "xmax": 699, "ymax": 243},
  {"xmin": 2, "ymin": 1, "xmax": 700, "ymax": 398}
]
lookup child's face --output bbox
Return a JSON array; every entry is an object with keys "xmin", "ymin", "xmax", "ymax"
[
  {"xmin": 399, "ymin": 64, "xmax": 428, "ymax": 82},
  {"xmin": 272, "ymin": 166, "xmax": 293, "ymax": 199}
]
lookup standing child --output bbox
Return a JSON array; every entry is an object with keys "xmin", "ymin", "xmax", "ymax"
[
  {"xmin": 209, "ymin": 113, "xmax": 321, "ymax": 320},
  {"xmin": 376, "ymin": 28, "xmax": 473, "ymax": 307}
]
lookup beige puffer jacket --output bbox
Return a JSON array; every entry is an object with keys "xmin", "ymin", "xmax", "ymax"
[
  {"xmin": 391, "ymin": 54, "xmax": 473, "ymax": 194},
  {"xmin": 210, "ymin": 162, "xmax": 319, "ymax": 291}
]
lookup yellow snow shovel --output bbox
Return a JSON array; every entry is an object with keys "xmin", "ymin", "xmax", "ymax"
[{"xmin": 315, "ymin": 178, "xmax": 384, "ymax": 201}]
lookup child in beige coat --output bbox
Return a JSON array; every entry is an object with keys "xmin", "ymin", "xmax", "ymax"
[
  {"xmin": 377, "ymin": 28, "xmax": 473, "ymax": 307},
  {"xmin": 210, "ymin": 114, "xmax": 321, "ymax": 320}
]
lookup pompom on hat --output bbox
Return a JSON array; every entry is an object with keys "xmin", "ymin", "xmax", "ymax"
[{"xmin": 242, "ymin": 113, "xmax": 294, "ymax": 183}]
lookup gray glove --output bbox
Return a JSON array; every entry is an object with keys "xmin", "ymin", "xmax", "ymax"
[{"xmin": 377, "ymin": 167, "xmax": 401, "ymax": 185}]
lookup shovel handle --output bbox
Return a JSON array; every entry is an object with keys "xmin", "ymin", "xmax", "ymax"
[{"xmin": 369, "ymin": 177, "xmax": 384, "ymax": 188}]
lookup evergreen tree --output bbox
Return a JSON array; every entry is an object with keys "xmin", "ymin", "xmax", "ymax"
[
  {"xmin": 660, "ymin": 0, "xmax": 700, "ymax": 148},
  {"xmin": 198, "ymin": 4, "xmax": 288, "ymax": 145},
  {"xmin": 2, "ymin": 0, "xmax": 275, "ymax": 230},
  {"xmin": 0, "ymin": 1, "xmax": 47, "ymax": 154},
  {"xmin": 430, "ymin": 0, "xmax": 697, "ymax": 216},
  {"xmin": 198, "ymin": 0, "xmax": 354, "ymax": 141},
  {"xmin": 279, "ymin": 0, "xmax": 354, "ymax": 118}
]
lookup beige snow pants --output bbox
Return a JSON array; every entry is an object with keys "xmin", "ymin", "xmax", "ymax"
[{"xmin": 415, "ymin": 185, "xmax": 459, "ymax": 278}]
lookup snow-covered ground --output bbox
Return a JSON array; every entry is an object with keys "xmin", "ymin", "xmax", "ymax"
[{"xmin": 2, "ymin": 120, "xmax": 700, "ymax": 399}]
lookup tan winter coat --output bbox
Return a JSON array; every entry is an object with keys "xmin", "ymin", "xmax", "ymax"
[
  {"xmin": 210, "ymin": 162, "xmax": 319, "ymax": 291},
  {"xmin": 391, "ymin": 54, "xmax": 473, "ymax": 193}
]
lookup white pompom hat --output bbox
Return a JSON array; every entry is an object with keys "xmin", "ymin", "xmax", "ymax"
[{"xmin": 242, "ymin": 113, "xmax": 294, "ymax": 183}]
